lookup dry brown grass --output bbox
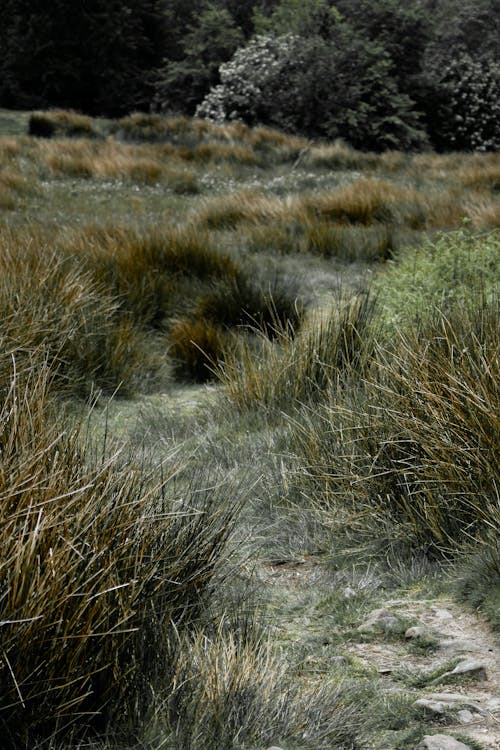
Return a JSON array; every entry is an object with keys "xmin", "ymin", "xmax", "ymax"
[
  {"xmin": 36, "ymin": 139, "xmax": 197, "ymax": 184},
  {"xmin": 0, "ymin": 348, "xmax": 239, "ymax": 747},
  {"xmin": 193, "ymin": 190, "xmax": 296, "ymax": 230}
]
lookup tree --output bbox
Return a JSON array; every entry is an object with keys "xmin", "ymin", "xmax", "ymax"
[
  {"xmin": 153, "ymin": 4, "xmax": 244, "ymax": 115},
  {"xmin": 197, "ymin": 29, "xmax": 428, "ymax": 151},
  {"xmin": 0, "ymin": 0, "xmax": 170, "ymax": 115},
  {"xmin": 426, "ymin": 54, "xmax": 500, "ymax": 151}
]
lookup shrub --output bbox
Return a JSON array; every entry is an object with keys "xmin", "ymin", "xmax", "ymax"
[
  {"xmin": 427, "ymin": 54, "xmax": 500, "ymax": 152},
  {"xmin": 197, "ymin": 31, "xmax": 428, "ymax": 151}
]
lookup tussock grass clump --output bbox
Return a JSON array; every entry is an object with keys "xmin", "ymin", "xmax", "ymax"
[
  {"xmin": 459, "ymin": 160, "xmax": 500, "ymax": 191},
  {"xmin": 58, "ymin": 224, "xmax": 240, "ymax": 329},
  {"xmin": 37, "ymin": 138, "xmax": 198, "ymax": 186},
  {"xmin": 217, "ymin": 292, "xmax": 375, "ymax": 412},
  {"xmin": 164, "ymin": 620, "xmax": 370, "ymax": 750},
  {"xmin": 293, "ymin": 296, "xmax": 499, "ymax": 558},
  {"xmin": 169, "ymin": 317, "xmax": 228, "ymax": 381},
  {"xmin": 310, "ymin": 141, "xmax": 382, "ymax": 171},
  {"xmin": 302, "ymin": 177, "xmax": 429, "ymax": 228},
  {"xmin": 0, "ymin": 228, "xmax": 156, "ymax": 397},
  {"xmin": 304, "ymin": 222, "xmax": 400, "ymax": 261},
  {"xmin": 0, "ymin": 351, "xmax": 239, "ymax": 748},
  {"xmin": 115, "ymin": 113, "xmax": 306, "ymax": 161},
  {"xmin": 1, "ymin": 223, "xmax": 304, "ymax": 389},
  {"xmin": 29, "ymin": 109, "xmax": 100, "ymax": 139},
  {"xmin": 193, "ymin": 190, "xmax": 294, "ymax": 230}
]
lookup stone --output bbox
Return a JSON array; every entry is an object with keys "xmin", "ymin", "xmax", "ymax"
[
  {"xmin": 413, "ymin": 698, "xmax": 448, "ymax": 719},
  {"xmin": 413, "ymin": 696, "xmax": 484, "ymax": 724},
  {"xmin": 357, "ymin": 607, "xmax": 405, "ymax": 635},
  {"xmin": 435, "ymin": 660, "xmax": 488, "ymax": 685},
  {"xmin": 438, "ymin": 638, "xmax": 483, "ymax": 655},
  {"xmin": 405, "ymin": 625, "xmax": 427, "ymax": 639},
  {"xmin": 456, "ymin": 709, "xmax": 474, "ymax": 724},
  {"xmin": 415, "ymin": 734, "xmax": 473, "ymax": 750}
]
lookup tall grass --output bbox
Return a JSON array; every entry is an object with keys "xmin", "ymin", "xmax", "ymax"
[
  {"xmin": 0, "ymin": 228, "xmax": 155, "ymax": 397},
  {"xmin": 0, "ymin": 346, "xmax": 246, "ymax": 748},
  {"xmin": 289, "ymin": 230, "xmax": 499, "ymax": 559},
  {"xmin": 0, "ymin": 224, "xmax": 303, "ymax": 391},
  {"xmin": 216, "ymin": 292, "xmax": 375, "ymax": 412}
]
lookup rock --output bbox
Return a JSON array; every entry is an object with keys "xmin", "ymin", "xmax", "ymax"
[
  {"xmin": 423, "ymin": 692, "xmax": 485, "ymax": 714},
  {"xmin": 438, "ymin": 638, "xmax": 483, "ymax": 655},
  {"xmin": 431, "ymin": 607, "xmax": 454, "ymax": 621},
  {"xmin": 456, "ymin": 709, "xmax": 475, "ymax": 724},
  {"xmin": 343, "ymin": 586, "xmax": 357, "ymax": 599},
  {"xmin": 357, "ymin": 608, "xmax": 405, "ymax": 635},
  {"xmin": 266, "ymin": 747, "xmax": 285, "ymax": 750},
  {"xmin": 405, "ymin": 625, "xmax": 427, "ymax": 639},
  {"xmin": 413, "ymin": 698, "xmax": 449, "ymax": 720},
  {"xmin": 413, "ymin": 696, "xmax": 485, "ymax": 724},
  {"xmin": 434, "ymin": 660, "xmax": 488, "ymax": 685},
  {"xmin": 415, "ymin": 734, "xmax": 473, "ymax": 750}
]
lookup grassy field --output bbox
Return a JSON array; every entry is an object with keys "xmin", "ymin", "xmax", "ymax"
[{"xmin": 0, "ymin": 109, "xmax": 498, "ymax": 750}]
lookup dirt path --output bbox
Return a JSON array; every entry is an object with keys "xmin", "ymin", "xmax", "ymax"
[{"xmin": 258, "ymin": 558, "xmax": 500, "ymax": 749}]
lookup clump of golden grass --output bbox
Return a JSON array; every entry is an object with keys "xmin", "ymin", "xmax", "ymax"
[
  {"xmin": 29, "ymin": 109, "xmax": 99, "ymax": 139},
  {"xmin": 0, "ymin": 348, "xmax": 239, "ymax": 747},
  {"xmin": 216, "ymin": 293, "xmax": 375, "ymax": 412},
  {"xmin": 459, "ymin": 160, "xmax": 500, "ymax": 191},
  {"xmin": 466, "ymin": 200, "xmax": 500, "ymax": 228},
  {"xmin": 302, "ymin": 177, "xmax": 429, "ymax": 228},
  {"xmin": 36, "ymin": 138, "xmax": 198, "ymax": 185},
  {"xmin": 193, "ymin": 190, "xmax": 294, "ymax": 230},
  {"xmin": 169, "ymin": 317, "xmax": 228, "ymax": 381},
  {"xmin": 164, "ymin": 620, "xmax": 368, "ymax": 749},
  {"xmin": 309, "ymin": 141, "xmax": 381, "ymax": 171},
  {"xmin": 0, "ymin": 227, "xmax": 156, "ymax": 397},
  {"xmin": 115, "ymin": 113, "xmax": 307, "ymax": 159},
  {"xmin": 304, "ymin": 222, "xmax": 400, "ymax": 261},
  {"xmin": 194, "ymin": 177, "xmax": 470, "ymax": 241}
]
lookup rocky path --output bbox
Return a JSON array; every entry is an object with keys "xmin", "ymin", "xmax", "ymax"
[{"xmin": 258, "ymin": 558, "xmax": 500, "ymax": 750}]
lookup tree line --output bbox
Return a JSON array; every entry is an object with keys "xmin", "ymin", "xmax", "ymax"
[{"xmin": 1, "ymin": 0, "xmax": 498, "ymax": 150}]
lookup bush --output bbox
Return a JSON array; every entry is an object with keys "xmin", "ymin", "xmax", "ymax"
[
  {"xmin": 426, "ymin": 54, "xmax": 500, "ymax": 152},
  {"xmin": 197, "ymin": 31, "xmax": 428, "ymax": 151}
]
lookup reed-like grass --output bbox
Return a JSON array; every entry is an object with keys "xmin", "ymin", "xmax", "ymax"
[
  {"xmin": 29, "ymin": 109, "xmax": 100, "ymax": 139},
  {"xmin": 0, "ymin": 349, "xmax": 240, "ymax": 748},
  {"xmin": 216, "ymin": 292, "xmax": 375, "ymax": 412},
  {"xmin": 0, "ymin": 228, "xmax": 157, "ymax": 397},
  {"xmin": 289, "ymin": 227, "xmax": 499, "ymax": 560}
]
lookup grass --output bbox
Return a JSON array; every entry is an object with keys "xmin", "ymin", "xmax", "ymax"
[
  {"xmin": 0, "ymin": 109, "xmax": 499, "ymax": 749},
  {"xmin": 0, "ymin": 348, "xmax": 241, "ymax": 748}
]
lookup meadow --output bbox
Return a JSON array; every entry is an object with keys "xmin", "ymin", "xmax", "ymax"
[{"xmin": 0, "ymin": 109, "xmax": 498, "ymax": 750}]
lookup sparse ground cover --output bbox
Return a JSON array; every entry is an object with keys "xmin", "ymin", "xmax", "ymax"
[{"xmin": 0, "ymin": 110, "xmax": 498, "ymax": 749}]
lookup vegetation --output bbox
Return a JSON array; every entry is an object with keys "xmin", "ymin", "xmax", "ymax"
[
  {"xmin": 1, "ymin": 0, "xmax": 498, "ymax": 150},
  {"xmin": 0, "ymin": 110, "xmax": 498, "ymax": 748}
]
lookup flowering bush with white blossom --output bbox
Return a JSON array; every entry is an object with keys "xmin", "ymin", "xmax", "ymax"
[
  {"xmin": 196, "ymin": 31, "xmax": 428, "ymax": 151},
  {"xmin": 431, "ymin": 54, "xmax": 500, "ymax": 152}
]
